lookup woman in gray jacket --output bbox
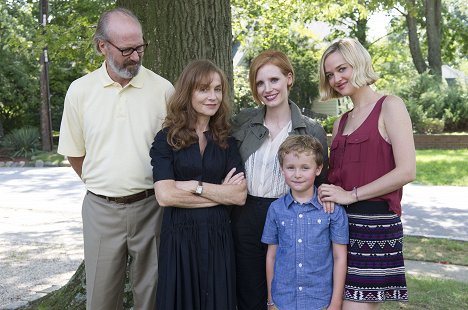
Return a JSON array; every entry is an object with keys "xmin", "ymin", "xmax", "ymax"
[{"xmin": 231, "ymin": 50, "xmax": 329, "ymax": 309}]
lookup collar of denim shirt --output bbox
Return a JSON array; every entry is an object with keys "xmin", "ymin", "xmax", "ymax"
[{"xmin": 283, "ymin": 186, "xmax": 323, "ymax": 211}]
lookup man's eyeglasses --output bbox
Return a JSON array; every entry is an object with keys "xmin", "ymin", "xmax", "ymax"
[{"xmin": 106, "ymin": 40, "xmax": 148, "ymax": 56}]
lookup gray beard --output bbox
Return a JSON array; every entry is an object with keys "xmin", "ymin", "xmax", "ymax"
[{"xmin": 107, "ymin": 54, "xmax": 141, "ymax": 79}]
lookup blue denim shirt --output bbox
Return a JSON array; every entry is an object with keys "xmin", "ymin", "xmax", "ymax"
[{"xmin": 261, "ymin": 189, "xmax": 349, "ymax": 310}]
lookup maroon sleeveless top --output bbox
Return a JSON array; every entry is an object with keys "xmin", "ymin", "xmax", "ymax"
[{"xmin": 328, "ymin": 96, "xmax": 402, "ymax": 215}]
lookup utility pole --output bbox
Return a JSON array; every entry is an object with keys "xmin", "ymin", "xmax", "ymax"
[{"xmin": 39, "ymin": 0, "xmax": 53, "ymax": 151}]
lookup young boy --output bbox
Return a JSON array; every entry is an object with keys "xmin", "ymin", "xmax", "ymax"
[{"xmin": 261, "ymin": 135, "xmax": 349, "ymax": 310}]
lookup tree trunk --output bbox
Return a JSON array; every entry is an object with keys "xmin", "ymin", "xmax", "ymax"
[
  {"xmin": 19, "ymin": 0, "xmax": 233, "ymax": 308},
  {"xmin": 425, "ymin": 0, "xmax": 442, "ymax": 77},
  {"xmin": 20, "ymin": 261, "xmax": 134, "ymax": 309},
  {"xmin": 405, "ymin": 0, "xmax": 427, "ymax": 74},
  {"xmin": 353, "ymin": 17, "xmax": 368, "ymax": 49},
  {"xmin": 117, "ymin": 0, "xmax": 233, "ymax": 92},
  {"xmin": 19, "ymin": 262, "xmax": 87, "ymax": 309}
]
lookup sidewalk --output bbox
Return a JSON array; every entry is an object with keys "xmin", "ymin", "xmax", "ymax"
[
  {"xmin": 402, "ymin": 183, "xmax": 468, "ymax": 241},
  {"xmin": 0, "ymin": 167, "xmax": 467, "ymax": 309}
]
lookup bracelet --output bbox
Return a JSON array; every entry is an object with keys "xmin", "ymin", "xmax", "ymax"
[
  {"xmin": 353, "ymin": 186, "xmax": 359, "ymax": 202},
  {"xmin": 267, "ymin": 300, "xmax": 275, "ymax": 306}
]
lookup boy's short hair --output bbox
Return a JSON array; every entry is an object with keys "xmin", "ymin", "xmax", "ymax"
[
  {"xmin": 319, "ymin": 38, "xmax": 379, "ymax": 101},
  {"xmin": 278, "ymin": 135, "xmax": 324, "ymax": 167}
]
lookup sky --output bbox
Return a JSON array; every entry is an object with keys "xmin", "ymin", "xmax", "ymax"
[{"xmin": 310, "ymin": 10, "xmax": 394, "ymax": 41}]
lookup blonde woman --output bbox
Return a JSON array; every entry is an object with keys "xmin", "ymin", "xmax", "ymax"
[{"xmin": 318, "ymin": 38, "xmax": 416, "ymax": 309}]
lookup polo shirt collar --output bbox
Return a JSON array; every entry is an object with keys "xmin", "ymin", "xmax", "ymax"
[
  {"xmin": 283, "ymin": 187, "xmax": 322, "ymax": 210},
  {"xmin": 99, "ymin": 61, "xmax": 144, "ymax": 88}
]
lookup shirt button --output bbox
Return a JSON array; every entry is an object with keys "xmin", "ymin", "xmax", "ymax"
[
  {"xmin": 298, "ymin": 239, "xmax": 302, "ymax": 243},
  {"xmin": 299, "ymin": 287, "xmax": 303, "ymax": 291},
  {"xmin": 299, "ymin": 214, "xmax": 303, "ymax": 218},
  {"xmin": 298, "ymin": 263, "xmax": 303, "ymax": 268}
]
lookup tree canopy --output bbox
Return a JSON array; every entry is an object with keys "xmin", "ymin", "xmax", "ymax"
[{"xmin": 0, "ymin": 0, "xmax": 467, "ymax": 141}]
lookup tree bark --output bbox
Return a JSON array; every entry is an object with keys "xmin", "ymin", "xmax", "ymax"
[
  {"xmin": 405, "ymin": 0, "xmax": 428, "ymax": 74},
  {"xmin": 425, "ymin": 0, "xmax": 442, "ymax": 77},
  {"xmin": 117, "ymin": 0, "xmax": 233, "ymax": 92},
  {"xmin": 20, "ymin": 262, "xmax": 87, "ymax": 309}
]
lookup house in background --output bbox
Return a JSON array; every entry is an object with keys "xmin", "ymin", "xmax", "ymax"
[
  {"xmin": 311, "ymin": 97, "xmax": 353, "ymax": 117},
  {"xmin": 442, "ymin": 65, "xmax": 467, "ymax": 85}
]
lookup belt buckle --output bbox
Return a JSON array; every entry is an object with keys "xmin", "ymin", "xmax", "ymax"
[
  {"xmin": 105, "ymin": 196, "xmax": 127, "ymax": 205},
  {"xmin": 114, "ymin": 197, "xmax": 128, "ymax": 205}
]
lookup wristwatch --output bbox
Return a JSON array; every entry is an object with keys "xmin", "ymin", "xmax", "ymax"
[{"xmin": 195, "ymin": 181, "xmax": 203, "ymax": 196}]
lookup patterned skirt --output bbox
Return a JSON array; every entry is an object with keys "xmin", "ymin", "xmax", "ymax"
[{"xmin": 344, "ymin": 201, "xmax": 408, "ymax": 302}]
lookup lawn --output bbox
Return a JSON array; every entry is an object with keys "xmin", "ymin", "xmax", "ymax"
[
  {"xmin": 404, "ymin": 236, "xmax": 468, "ymax": 266},
  {"xmin": 415, "ymin": 149, "xmax": 468, "ymax": 186},
  {"xmin": 381, "ymin": 275, "xmax": 468, "ymax": 310},
  {"xmin": 382, "ymin": 235, "xmax": 468, "ymax": 309}
]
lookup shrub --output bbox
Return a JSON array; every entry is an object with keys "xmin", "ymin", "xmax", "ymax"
[
  {"xmin": 321, "ymin": 115, "xmax": 338, "ymax": 134},
  {"xmin": 396, "ymin": 73, "xmax": 468, "ymax": 133},
  {"xmin": 233, "ymin": 65, "xmax": 255, "ymax": 113},
  {"xmin": 414, "ymin": 117, "xmax": 445, "ymax": 134},
  {"xmin": 1, "ymin": 126, "xmax": 40, "ymax": 157},
  {"xmin": 442, "ymin": 82, "xmax": 468, "ymax": 131}
]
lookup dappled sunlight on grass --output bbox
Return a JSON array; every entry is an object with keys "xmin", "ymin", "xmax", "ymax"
[
  {"xmin": 415, "ymin": 149, "xmax": 468, "ymax": 186},
  {"xmin": 381, "ymin": 275, "xmax": 468, "ymax": 310},
  {"xmin": 404, "ymin": 236, "xmax": 468, "ymax": 266}
]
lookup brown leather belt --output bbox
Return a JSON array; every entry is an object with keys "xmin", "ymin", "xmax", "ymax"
[{"xmin": 88, "ymin": 189, "xmax": 155, "ymax": 204}]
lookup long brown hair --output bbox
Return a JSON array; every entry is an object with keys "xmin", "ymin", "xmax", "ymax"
[{"xmin": 164, "ymin": 59, "xmax": 231, "ymax": 150}]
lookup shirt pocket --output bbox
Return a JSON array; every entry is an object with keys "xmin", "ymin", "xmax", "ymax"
[
  {"xmin": 277, "ymin": 217, "xmax": 294, "ymax": 248},
  {"xmin": 306, "ymin": 215, "xmax": 330, "ymax": 247},
  {"xmin": 345, "ymin": 133, "xmax": 369, "ymax": 162},
  {"xmin": 329, "ymin": 139, "xmax": 341, "ymax": 168}
]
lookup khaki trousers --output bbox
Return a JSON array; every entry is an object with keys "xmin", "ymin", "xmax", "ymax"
[{"xmin": 82, "ymin": 191, "xmax": 163, "ymax": 310}]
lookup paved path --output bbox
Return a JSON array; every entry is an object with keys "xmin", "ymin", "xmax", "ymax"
[
  {"xmin": 0, "ymin": 168, "xmax": 84, "ymax": 309},
  {"xmin": 402, "ymin": 183, "xmax": 468, "ymax": 241},
  {"xmin": 0, "ymin": 167, "xmax": 467, "ymax": 309}
]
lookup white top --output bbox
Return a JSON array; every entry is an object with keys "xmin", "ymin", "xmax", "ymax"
[
  {"xmin": 58, "ymin": 62, "xmax": 174, "ymax": 196},
  {"xmin": 244, "ymin": 121, "xmax": 292, "ymax": 198}
]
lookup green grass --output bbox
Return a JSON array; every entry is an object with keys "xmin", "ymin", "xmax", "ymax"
[
  {"xmin": 380, "ymin": 236, "xmax": 468, "ymax": 309},
  {"xmin": 381, "ymin": 275, "xmax": 468, "ymax": 310},
  {"xmin": 404, "ymin": 236, "xmax": 468, "ymax": 266},
  {"xmin": 415, "ymin": 149, "xmax": 468, "ymax": 186}
]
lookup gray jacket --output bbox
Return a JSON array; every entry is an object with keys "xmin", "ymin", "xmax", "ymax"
[{"xmin": 231, "ymin": 101, "xmax": 329, "ymax": 185}]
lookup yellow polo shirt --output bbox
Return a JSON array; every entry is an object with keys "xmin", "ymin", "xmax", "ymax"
[{"xmin": 58, "ymin": 62, "xmax": 174, "ymax": 196}]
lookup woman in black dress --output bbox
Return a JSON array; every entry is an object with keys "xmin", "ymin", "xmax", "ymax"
[{"xmin": 150, "ymin": 59, "xmax": 247, "ymax": 310}]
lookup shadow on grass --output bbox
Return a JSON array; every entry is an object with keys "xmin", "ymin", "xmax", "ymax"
[{"xmin": 381, "ymin": 275, "xmax": 468, "ymax": 310}]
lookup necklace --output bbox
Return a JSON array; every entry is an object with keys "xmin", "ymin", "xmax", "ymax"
[{"xmin": 351, "ymin": 102, "xmax": 375, "ymax": 119}]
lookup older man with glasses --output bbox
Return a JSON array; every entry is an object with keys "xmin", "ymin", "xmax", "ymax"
[{"xmin": 58, "ymin": 7, "xmax": 174, "ymax": 310}]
